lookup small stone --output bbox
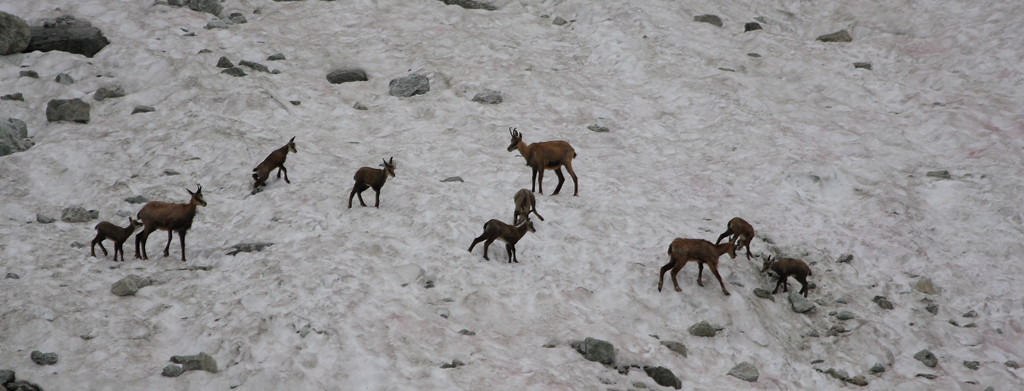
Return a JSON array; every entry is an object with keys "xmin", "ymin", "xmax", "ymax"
[
  {"xmin": 441, "ymin": 176, "xmax": 463, "ymax": 182},
  {"xmin": 914, "ymin": 349, "xmax": 937, "ymax": 368},
  {"xmin": 552, "ymin": 16, "xmax": 567, "ymax": 26},
  {"xmin": 837, "ymin": 254, "xmax": 853, "ymax": 263},
  {"xmin": 388, "ymin": 73, "xmax": 429, "ymax": 97},
  {"xmin": 747, "ymin": 53, "xmax": 761, "ymax": 58},
  {"xmin": 744, "ymin": 22, "xmax": 762, "ymax": 32},
  {"xmin": 807, "ymin": 330, "xmax": 820, "ymax": 338},
  {"xmin": 789, "ymin": 291, "xmax": 815, "ymax": 313},
  {"xmin": 727, "ymin": 362, "xmax": 759, "ymax": 382},
  {"xmin": 132, "ymin": 105, "xmax": 156, "ymax": 114},
  {"xmin": 226, "ymin": 242, "xmax": 273, "ymax": 256},
  {"xmin": 984, "ymin": 387, "xmax": 994, "ymax": 391},
  {"xmin": 61, "ymin": 206, "xmax": 94, "ymax": 222},
  {"xmin": 458, "ymin": 329, "xmax": 475, "ymax": 336},
  {"xmin": 660, "ymin": 341, "xmax": 686, "ymax": 358},
  {"xmin": 123, "ymin": 195, "xmax": 148, "ymax": 205},
  {"xmin": 964, "ymin": 361, "xmax": 980, "ymax": 370},
  {"xmin": 825, "ymin": 368, "xmax": 849, "ymax": 381},
  {"xmin": 963, "ymin": 310, "xmax": 977, "ymax": 318},
  {"xmin": 0, "ymin": 369, "xmax": 14, "ymax": 385},
  {"xmin": 573, "ymin": 337, "xmax": 615, "ymax": 365},
  {"xmin": 424, "ymin": 280, "xmax": 435, "ymax": 289},
  {"xmin": 1, "ymin": 93, "xmax": 24, "ymax": 101},
  {"xmin": 836, "ymin": 311, "xmax": 855, "ymax": 320},
  {"xmin": 170, "ymin": 352, "xmax": 218, "ymax": 373},
  {"xmin": 926, "ymin": 170, "xmax": 951, "ymax": 179},
  {"xmin": 163, "ymin": 169, "xmax": 180, "ymax": 176},
  {"xmin": 20, "ymin": 70, "xmax": 39, "ymax": 78},
  {"xmin": 694, "ymin": 14, "xmax": 723, "ymax": 27},
  {"xmin": 916, "ymin": 373, "xmax": 937, "ymax": 379},
  {"xmin": 36, "ymin": 214, "xmax": 56, "ymax": 224},
  {"xmin": 471, "ymin": 90, "xmax": 502, "ymax": 104},
  {"xmin": 870, "ymin": 363, "xmax": 885, "ymax": 373},
  {"xmin": 94, "ymin": 85, "xmax": 126, "ymax": 101},
  {"xmin": 55, "ymin": 73, "xmax": 74, "ymax": 84},
  {"xmin": 948, "ymin": 319, "xmax": 960, "ymax": 327},
  {"xmin": 963, "ymin": 323, "xmax": 977, "ymax": 328},
  {"xmin": 753, "ymin": 288, "xmax": 773, "ymax": 300},
  {"xmin": 216, "ymin": 56, "xmax": 234, "ymax": 68},
  {"xmin": 588, "ymin": 125, "xmax": 610, "ymax": 133},
  {"xmin": 228, "ymin": 13, "xmax": 246, "ymax": 24},
  {"xmin": 632, "ymin": 381, "xmax": 646, "ymax": 388},
  {"xmin": 817, "ymin": 30, "xmax": 853, "ymax": 43},
  {"xmin": 353, "ymin": 102, "xmax": 368, "ymax": 110},
  {"xmin": 222, "ymin": 67, "xmax": 246, "ymax": 77},
  {"xmin": 826, "ymin": 325, "xmax": 847, "ymax": 337},
  {"xmin": 1005, "ymin": 360, "xmax": 1019, "ymax": 369},
  {"xmin": 327, "ymin": 69, "xmax": 369, "ymax": 84},
  {"xmin": 4, "ymin": 380, "xmax": 42, "ymax": 391},
  {"xmin": 872, "ymin": 295, "xmax": 894, "ymax": 310},
  {"xmin": 5, "ymin": 273, "xmax": 19, "ymax": 279},
  {"xmin": 914, "ymin": 278, "xmax": 939, "ymax": 295},
  {"xmin": 239, "ymin": 60, "xmax": 269, "ymax": 73},
  {"xmin": 846, "ymin": 375, "xmax": 868, "ymax": 386},
  {"xmin": 267, "ymin": 53, "xmax": 285, "ymax": 61},
  {"xmin": 30, "ymin": 350, "xmax": 58, "ymax": 365},
  {"xmin": 854, "ymin": 62, "xmax": 872, "ymax": 70},
  {"xmin": 688, "ymin": 321, "xmax": 716, "ymax": 337},
  {"xmin": 926, "ymin": 304, "xmax": 939, "ymax": 315},
  {"xmin": 161, "ymin": 364, "xmax": 184, "ymax": 377},
  {"xmin": 112, "ymin": 275, "xmax": 152, "ymax": 296},
  {"xmin": 643, "ymin": 366, "xmax": 681, "ymax": 389},
  {"xmin": 437, "ymin": 308, "xmax": 448, "ymax": 318},
  {"xmin": 71, "ymin": 241, "xmax": 86, "ymax": 248},
  {"xmin": 205, "ymin": 20, "xmax": 229, "ymax": 29},
  {"xmin": 440, "ymin": 359, "xmax": 464, "ymax": 369}
]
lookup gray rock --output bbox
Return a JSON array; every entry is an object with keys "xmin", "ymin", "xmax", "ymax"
[
  {"xmin": 747, "ymin": 52, "xmax": 761, "ymax": 57},
  {"xmin": 964, "ymin": 360, "xmax": 979, "ymax": 370},
  {"xmin": 168, "ymin": 0, "xmax": 187, "ymax": 6},
  {"xmin": 727, "ymin": 362, "xmax": 759, "ymax": 382},
  {"xmin": 388, "ymin": 73, "xmax": 429, "ymax": 97},
  {"xmin": 222, "ymin": 67, "xmax": 246, "ymax": 77},
  {"xmin": 588, "ymin": 125, "xmax": 610, "ymax": 133},
  {"xmin": 55, "ymin": 73, "xmax": 74, "ymax": 84},
  {"xmin": 458, "ymin": 329, "xmax": 475, "ymax": 336},
  {"xmin": 440, "ymin": 359, "xmax": 464, "ymax": 368},
  {"xmin": 836, "ymin": 311, "xmax": 855, "ymax": 320},
  {"xmin": 753, "ymin": 288, "xmax": 773, "ymax": 300},
  {"xmin": 0, "ymin": 369, "xmax": 14, "ymax": 385},
  {"xmin": 1, "ymin": 93, "xmax": 24, "ymax": 101},
  {"xmin": 660, "ymin": 341, "xmax": 686, "ymax": 358},
  {"xmin": 46, "ymin": 98, "xmax": 91, "ymax": 123},
  {"xmin": 573, "ymin": 337, "xmax": 614, "ymax": 365},
  {"xmin": 963, "ymin": 310, "xmax": 977, "ymax": 318},
  {"xmin": 239, "ymin": 60, "xmax": 269, "ymax": 73},
  {"xmin": 825, "ymin": 368, "xmax": 849, "ymax": 380},
  {"xmin": 216, "ymin": 56, "xmax": 234, "ymax": 68},
  {"xmin": 693, "ymin": 14, "xmax": 723, "ymax": 27},
  {"xmin": 61, "ymin": 206, "xmax": 94, "ymax": 222},
  {"xmin": 836, "ymin": 296, "xmax": 850, "ymax": 304},
  {"xmin": 111, "ymin": 275, "xmax": 152, "ymax": 296},
  {"xmin": 872, "ymin": 295, "xmax": 894, "ymax": 310},
  {"xmin": 267, "ymin": 53, "xmax": 285, "ymax": 61},
  {"xmin": 926, "ymin": 304, "xmax": 939, "ymax": 315},
  {"xmin": 826, "ymin": 325, "xmax": 847, "ymax": 337},
  {"xmin": 26, "ymin": 21, "xmax": 110, "ymax": 57},
  {"xmin": 161, "ymin": 364, "xmax": 184, "ymax": 377},
  {"xmin": 163, "ymin": 169, "xmax": 180, "ymax": 176},
  {"xmin": 94, "ymin": 85, "xmax": 126, "ymax": 101},
  {"xmin": 5, "ymin": 273, "xmax": 18, "ymax": 279},
  {"xmin": 189, "ymin": 0, "xmax": 223, "ymax": 16},
  {"xmin": 353, "ymin": 102, "xmax": 367, "ymax": 110},
  {"xmin": 71, "ymin": 241, "xmax": 86, "ymax": 248},
  {"xmin": 228, "ymin": 13, "xmax": 246, "ymax": 24},
  {"xmin": 870, "ymin": 363, "xmax": 885, "ymax": 373},
  {"xmin": 437, "ymin": 0, "xmax": 496, "ymax": 11},
  {"xmin": 744, "ymin": 22, "xmax": 762, "ymax": 32},
  {"xmin": 132, "ymin": 105, "xmax": 155, "ymax": 114},
  {"xmin": 30, "ymin": 351, "xmax": 58, "ymax": 365},
  {"xmin": 227, "ymin": 242, "xmax": 273, "ymax": 256},
  {"xmin": 1006, "ymin": 360, "xmax": 1019, "ymax": 369},
  {"xmin": 125, "ymin": 195, "xmax": 148, "ymax": 204},
  {"xmin": 0, "ymin": 118, "xmax": 30, "ymax": 157},
  {"xmin": 948, "ymin": 319, "xmax": 960, "ymax": 327},
  {"xmin": 552, "ymin": 16, "xmax": 567, "ymax": 26},
  {"xmin": 916, "ymin": 373, "xmax": 937, "ymax": 379},
  {"xmin": 204, "ymin": 20, "xmax": 229, "ymax": 30},
  {"xmin": 817, "ymin": 30, "xmax": 852, "ymax": 43},
  {"xmin": 688, "ymin": 321, "xmax": 716, "ymax": 337},
  {"xmin": 964, "ymin": 322, "xmax": 977, "ymax": 328},
  {"xmin": 0, "ymin": 11, "xmax": 31, "ymax": 55},
  {"xmin": 846, "ymin": 375, "xmax": 868, "ymax": 386},
  {"xmin": 20, "ymin": 70, "xmax": 39, "ymax": 78},
  {"xmin": 914, "ymin": 278, "xmax": 939, "ymax": 294},
  {"xmin": 441, "ymin": 176, "xmax": 463, "ymax": 182},
  {"xmin": 472, "ymin": 90, "xmax": 502, "ymax": 104},
  {"xmin": 170, "ymin": 352, "xmax": 218, "ymax": 373},
  {"xmin": 985, "ymin": 387, "xmax": 994, "ymax": 391},
  {"xmin": 436, "ymin": 307, "xmax": 448, "ymax": 318},
  {"xmin": 807, "ymin": 330, "xmax": 820, "ymax": 337},
  {"xmin": 914, "ymin": 349, "xmax": 937, "ymax": 368},
  {"xmin": 837, "ymin": 254, "xmax": 853, "ymax": 263},
  {"xmin": 5, "ymin": 380, "xmax": 42, "ymax": 391},
  {"xmin": 926, "ymin": 170, "xmax": 951, "ymax": 179},
  {"xmin": 854, "ymin": 62, "xmax": 872, "ymax": 70},
  {"xmin": 289, "ymin": 101, "xmax": 300, "ymax": 106},
  {"xmin": 643, "ymin": 366, "xmax": 681, "ymax": 389},
  {"xmin": 789, "ymin": 291, "xmax": 815, "ymax": 313},
  {"xmin": 327, "ymin": 69, "xmax": 368, "ymax": 84}
]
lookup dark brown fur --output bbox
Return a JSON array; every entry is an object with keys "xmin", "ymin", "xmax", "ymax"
[
  {"xmin": 761, "ymin": 256, "xmax": 813, "ymax": 297},
  {"xmin": 715, "ymin": 217, "xmax": 755, "ymax": 260},
  {"xmin": 507, "ymin": 127, "xmax": 578, "ymax": 196},
  {"xmin": 348, "ymin": 157, "xmax": 396, "ymax": 208},
  {"xmin": 253, "ymin": 137, "xmax": 296, "ymax": 189},
  {"xmin": 468, "ymin": 218, "xmax": 536, "ymax": 263},
  {"xmin": 513, "ymin": 189, "xmax": 544, "ymax": 225},
  {"xmin": 135, "ymin": 185, "xmax": 207, "ymax": 262},
  {"xmin": 658, "ymin": 239, "xmax": 737, "ymax": 295},
  {"xmin": 91, "ymin": 218, "xmax": 140, "ymax": 262}
]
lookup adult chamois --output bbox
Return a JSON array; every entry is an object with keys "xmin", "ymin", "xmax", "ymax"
[
  {"xmin": 348, "ymin": 157, "xmax": 396, "ymax": 208},
  {"xmin": 507, "ymin": 127, "xmax": 578, "ymax": 196},
  {"xmin": 715, "ymin": 217, "xmax": 754, "ymax": 260},
  {"xmin": 135, "ymin": 184, "xmax": 207, "ymax": 262},
  {"xmin": 658, "ymin": 239, "xmax": 736, "ymax": 295},
  {"xmin": 252, "ymin": 136, "xmax": 296, "ymax": 189}
]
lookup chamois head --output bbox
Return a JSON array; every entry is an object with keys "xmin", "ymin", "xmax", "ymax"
[
  {"xmin": 186, "ymin": 184, "xmax": 208, "ymax": 207},
  {"xmin": 380, "ymin": 157, "xmax": 396, "ymax": 178},
  {"xmin": 761, "ymin": 255, "xmax": 776, "ymax": 273},
  {"xmin": 287, "ymin": 137, "xmax": 297, "ymax": 153},
  {"xmin": 519, "ymin": 217, "xmax": 536, "ymax": 233},
  {"xmin": 507, "ymin": 127, "xmax": 523, "ymax": 152}
]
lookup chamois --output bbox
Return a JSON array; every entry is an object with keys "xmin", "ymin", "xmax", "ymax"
[
  {"xmin": 348, "ymin": 157, "xmax": 396, "ymax": 208},
  {"xmin": 761, "ymin": 255, "xmax": 813, "ymax": 297},
  {"xmin": 715, "ymin": 217, "xmax": 755, "ymax": 260},
  {"xmin": 513, "ymin": 189, "xmax": 544, "ymax": 225},
  {"xmin": 252, "ymin": 136, "xmax": 297, "ymax": 189},
  {"xmin": 507, "ymin": 127, "xmax": 578, "ymax": 196},
  {"xmin": 468, "ymin": 218, "xmax": 536, "ymax": 263},
  {"xmin": 134, "ymin": 184, "xmax": 207, "ymax": 262},
  {"xmin": 658, "ymin": 239, "xmax": 736, "ymax": 295},
  {"xmin": 91, "ymin": 217, "xmax": 140, "ymax": 262}
]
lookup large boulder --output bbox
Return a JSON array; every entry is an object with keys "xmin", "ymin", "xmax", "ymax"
[
  {"xmin": 643, "ymin": 366, "xmax": 681, "ymax": 389},
  {"xmin": 26, "ymin": 20, "xmax": 109, "ymax": 57},
  {"xmin": 572, "ymin": 337, "xmax": 614, "ymax": 365},
  {"xmin": 789, "ymin": 291, "xmax": 815, "ymax": 313},
  {"xmin": 46, "ymin": 99, "xmax": 91, "ymax": 123},
  {"xmin": 94, "ymin": 85, "xmax": 126, "ymax": 101},
  {"xmin": 61, "ymin": 206, "xmax": 97, "ymax": 222},
  {"xmin": 111, "ymin": 275, "xmax": 153, "ymax": 296},
  {"xmin": 728, "ymin": 362, "xmax": 759, "ymax": 382},
  {"xmin": 389, "ymin": 73, "xmax": 429, "ymax": 97},
  {"xmin": 189, "ymin": 0, "xmax": 224, "ymax": 16},
  {"xmin": 0, "ymin": 118, "xmax": 30, "ymax": 157},
  {"xmin": 0, "ymin": 12, "xmax": 31, "ymax": 55}
]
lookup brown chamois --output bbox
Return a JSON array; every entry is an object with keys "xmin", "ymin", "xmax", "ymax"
[
  {"xmin": 658, "ymin": 238, "xmax": 737, "ymax": 295},
  {"xmin": 134, "ymin": 184, "xmax": 207, "ymax": 262},
  {"xmin": 761, "ymin": 255, "xmax": 813, "ymax": 297},
  {"xmin": 715, "ymin": 217, "xmax": 755, "ymax": 260},
  {"xmin": 513, "ymin": 189, "xmax": 544, "ymax": 225},
  {"xmin": 468, "ymin": 218, "xmax": 536, "ymax": 263},
  {"xmin": 348, "ymin": 157, "xmax": 396, "ymax": 208},
  {"xmin": 252, "ymin": 136, "xmax": 297, "ymax": 189},
  {"xmin": 507, "ymin": 127, "xmax": 578, "ymax": 196},
  {"xmin": 91, "ymin": 217, "xmax": 141, "ymax": 262}
]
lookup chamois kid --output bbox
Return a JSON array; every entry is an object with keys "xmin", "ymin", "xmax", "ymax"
[
  {"xmin": 91, "ymin": 217, "xmax": 141, "ymax": 262},
  {"xmin": 468, "ymin": 218, "xmax": 536, "ymax": 263},
  {"xmin": 762, "ymin": 255, "xmax": 813, "ymax": 297},
  {"xmin": 715, "ymin": 217, "xmax": 755, "ymax": 260},
  {"xmin": 507, "ymin": 127, "xmax": 578, "ymax": 196},
  {"xmin": 513, "ymin": 189, "xmax": 544, "ymax": 225},
  {"xmin": 348, "ymin": 157, "xmax": 396, "ymax": 208},
  {"xmin": 658, "ymin": 238, "xmax": 736, "ymax": 295},
  {"xmin": 135, "ymin": 184, "xmax": 207, "ymax": 262},
  {"xmin": 252, "ymin": 137, "xmax": 297, "ymax": 189}
]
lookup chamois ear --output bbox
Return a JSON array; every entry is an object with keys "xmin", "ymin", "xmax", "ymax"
[
  {"xmin": 389, "ymin": 156, "xmax": 393, "ymax": 165},
  {"xmin": 289, "ymin": 136, "xmax": 295, "ymax": 143},
  {"xmin": 186, "ymin": 188, "xmax": 194, "ymax": 196}
]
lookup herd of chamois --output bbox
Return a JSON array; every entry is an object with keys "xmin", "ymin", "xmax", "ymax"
[{"xmin": 89, "ymin": 126, "xmax": 812, "ymax": 297}]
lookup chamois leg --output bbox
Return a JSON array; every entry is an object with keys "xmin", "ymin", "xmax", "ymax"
[
  {"xmin": 715, "ymin": 229, "xmax": 733, "ymax": 245},
  {"xmin": 506, "ymin": 243, "xmax": 518, "ymax": 263},
  {"xmin": 468, "ymin": 235, "xmax": 487, "ymax": 254},
  {"xmin": 278, "ymin": 165, "xmax": 289, "ymax": 183},
  {"xmin": 669, "ymin": 262, "xmax": 685, "ymax": 292},
  {"xmin": 91, "ymin": 235, "xmax": 108, "ymax": 257},
  {"xmin": 373, "ymin": 188, "xmax": 381, "ymax": 208},
  {"xmin": 178, "ymin": 230, "xmax": 188, "ymax": 262},
  {"xmin": 743, "ymin": 241, "xmax": 752, "ymax": 260},
  {"xmin": 697, "ymin": 262, "xmax": 706, "ymax": 287},
  {"xmin": 552, "ymin": 168, "xmax": 565, "ymax": 195},
  {"xmin": 531, "ymin": 168, "xmax": 540, "ymax": 194},
  {"xmin": 657, "ymin": 260, "xmax": 676, "ymax": 292},
  {"xmin": 796, "ymin": 275, "xmax": 809, "ymax": 297},
  {"xmin": 115, "ymin": 241, "xmax": 125, "ymax": 262},
  {"xmin": 708, "ymin": 264, "xmax": 730, "ymax": 295},
  {"xmin": 163, "ymin": 230, "xmax": 173, "ymax": 257},
  {"xmin": 564, "ymin": 160, "xmax": 578, "ymax": 196},
  {"xmin": 136, "ymin": 227, "xmax": 153, "ymax": 260},
  {"xmin": 772, "ymin": 276, "xmax": 787, "ymax": 294},
  {"xmin": 347, "ymin": 189, "xmax": 357, "ymax": 208},
  {"xmin": 531, "ymin": 207, "xmax": 544, "ymax": 222},
  {"xmin": 481, "ymin": 238, "xmax": 495, "ymax": 260}
]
